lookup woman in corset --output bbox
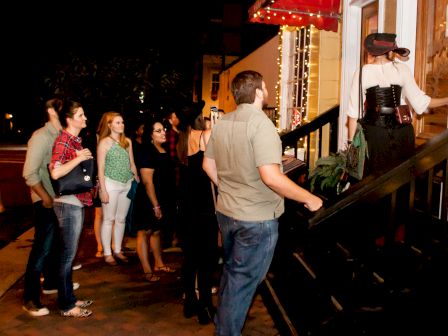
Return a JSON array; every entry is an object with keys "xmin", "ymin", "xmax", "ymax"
[{"xmin": 347, "ymin": 33, "xmax": 448, "ymax": 175}]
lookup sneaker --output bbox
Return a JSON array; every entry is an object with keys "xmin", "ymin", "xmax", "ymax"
[
  {"xmin": 43, "ymin": 282, "xmax": 80, "ymax": 295},
  {"xmin": 22, "ymin": 302, "xmax": 50, "ymax": 317},
  {"xmin": 72, "ymin": 263, "xmax": 82, "ymax": 271}
]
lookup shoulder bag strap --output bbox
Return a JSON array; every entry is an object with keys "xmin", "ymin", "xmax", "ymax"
[{"xmin": 359, "ymin": 64, "xmax": 363, "ymax": 119}]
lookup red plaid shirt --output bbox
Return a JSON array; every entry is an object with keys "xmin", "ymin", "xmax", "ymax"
[
  {"xmin": 165, "ymin": 128, "xmax": 179, "ymax": 162},
  {"xmin": 50, "ymin": 130, "xmax": 93, "ymax": 206}
]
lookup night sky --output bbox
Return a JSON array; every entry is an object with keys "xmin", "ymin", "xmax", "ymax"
[{"xmin": 0, "ymin": 0, "xmax": 277, "ymax": 141}]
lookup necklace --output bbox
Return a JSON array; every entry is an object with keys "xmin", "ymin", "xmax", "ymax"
[{"xmin": 109, "ymin": 136, "xmax": 119, "ymax": 143}]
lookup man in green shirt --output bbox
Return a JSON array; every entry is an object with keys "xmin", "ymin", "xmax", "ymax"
[
  {"xmin": 22, "ymin": 99, "xmax": 63, "ymax": 316},
  {"xmin": 203, "ymin": 70, "xmax": 322, "ymax": 335}
]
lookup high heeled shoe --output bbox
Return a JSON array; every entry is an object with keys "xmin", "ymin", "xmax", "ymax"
[
  {"xmin": 197, "ymin": 305, "xmax": 216, "ymax": 325},
  {"xmin": 183, "ymin": 299, "xmax": 198, "ymax": 318}
]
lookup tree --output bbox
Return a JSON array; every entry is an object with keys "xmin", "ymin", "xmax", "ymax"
[{"xmin": 41, "ymin": 48, "xmax": 193, "ymax": 130}]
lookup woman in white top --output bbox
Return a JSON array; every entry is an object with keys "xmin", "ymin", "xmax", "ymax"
[{"xmin": 347, "ymin": 33, "xmax": 448, "ymax": 175}]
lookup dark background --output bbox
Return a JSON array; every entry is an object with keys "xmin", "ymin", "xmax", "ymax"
[{"xmin": 0, "ymin": 1, "xmax": 278, "ymax": 143}]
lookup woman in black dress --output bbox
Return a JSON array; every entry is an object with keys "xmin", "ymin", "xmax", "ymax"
[
  {"xmin": 177, "ymin": 104, "xmax": 219, "ymax": 325},
  {"xmin": 133, "ymin": 118, "xmax": 176, "ymax": 282}
]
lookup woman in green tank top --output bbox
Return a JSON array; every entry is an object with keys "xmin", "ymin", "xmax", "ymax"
[{"xmin": 97, "ymin": 112, "xmax": 139, "ymax": 266}]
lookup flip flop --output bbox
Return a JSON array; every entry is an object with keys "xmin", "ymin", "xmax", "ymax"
[
  {"xmin": 61, "ymin": 307, "xmax": 92, "ymax": 318},
  {"xmin": 154, "ymin": 265, "xmax": 176, "ymax": 273},
  {"xmin": 76, "ymin": 300, "xmax": 94, "ymax": 308},
  {"xmin": 144, "ymin": 273, "xmax": 160, "ymax": 282}
]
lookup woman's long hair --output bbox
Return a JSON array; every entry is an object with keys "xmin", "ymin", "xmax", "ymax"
[
  {"xmin": 97, "ymin": 111, "xmax": 129, "ymax": 149},
  {"xmin": 176, "ymin": 113, "xmax": 206, "ymax": 166}
]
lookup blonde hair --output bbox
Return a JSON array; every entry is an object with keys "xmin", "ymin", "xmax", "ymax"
[{"xmin": 97, "ymin": 111, "xmax": 129, "ymax": 149}]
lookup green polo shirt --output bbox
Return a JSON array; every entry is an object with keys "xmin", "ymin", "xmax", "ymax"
[
  {"xmin": 205, "ymin": 103, "xmax": 284, "ymax": 221},
  {"xmin": 22, "ymin": 122, "xmax": 59, "ymax": 203}
]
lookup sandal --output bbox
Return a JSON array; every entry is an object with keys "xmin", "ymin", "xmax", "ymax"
[
  {"xmin": 114, "ymin": 252, "xmax": 129, "ymax": 263},
  {"xmin": 144, "ymin": 273, "xmax": 160, "ymax": 283},
  {"xmin": 154, "ymin": 265, "xmax": 176, "ymax": 273},
  {"xmin": 95, "ymin": 251, "xmax": 104, "ymax": 258},
  {"xmin": 76, "ymin": 300, "xmax": 94, "ymax": 308},
  {"xmin": 104, "ymin": 256, "xmax": 117, "ymax": 266},
  {"xmin": 61, "ymin": 307, "xmax": 92, "ymax": 318}
]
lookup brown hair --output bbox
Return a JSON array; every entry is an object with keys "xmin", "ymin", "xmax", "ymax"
[
  {"xmin": 56, "ymin": 99, "xmax": 82, "ymax": 128},
  {"xmin": 231, "ymin": 70, "xmax": 263, "ymax": 105},
  {"xmin": 97, "ymin": 111, "xmax": 129, "ymax": 149},
  {"xmin": 45, "ymin": 98, "xmax": 63, "ymax": 114}
]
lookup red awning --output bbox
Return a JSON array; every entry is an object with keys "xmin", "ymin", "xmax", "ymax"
[{"xmin": 248, "ymin": 0, "xmax": 341, "ymax": 32}]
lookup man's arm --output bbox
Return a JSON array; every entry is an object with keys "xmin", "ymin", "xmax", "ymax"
[
  {"xmin": 259, "ymin": 164, "xmax": 322, "ymax": 212},
  {"xmin": 203, "ymin": 156, "xmax": 218, "ymax": 186},
  {"xmin": 31, "ymin": 183, "xmax": 53, "ymax": 208},
  {"xmin": 23, "ymin": 133, "xmax": 53, "ymax": 208}
]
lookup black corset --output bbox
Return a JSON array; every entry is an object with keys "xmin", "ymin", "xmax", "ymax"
[
  {"xmin": 364, "ymin": 85, "xmax": 402, "ymax": 127},
  {"xmin": 365, "ymin": 85, "xmax": 401, "ymax": 112}
]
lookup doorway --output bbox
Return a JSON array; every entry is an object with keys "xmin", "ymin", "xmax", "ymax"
[{"xmin": 415, "ymin": 0, "xmax": 448, "ymax": 144}]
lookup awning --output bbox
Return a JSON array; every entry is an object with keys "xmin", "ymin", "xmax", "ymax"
[{"xmin": 248, "ymin": 0, "xmax": 341, "ymax": 32}]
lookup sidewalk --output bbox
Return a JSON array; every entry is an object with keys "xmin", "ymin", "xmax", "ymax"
[{"xmin": 0, "ymin": 208, "xmax": 280, "ymax": 336}]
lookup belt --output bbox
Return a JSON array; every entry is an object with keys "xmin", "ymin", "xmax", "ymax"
[{"xmin": 376, "ymin": 106, "xmax": 395, "ymax": 115}]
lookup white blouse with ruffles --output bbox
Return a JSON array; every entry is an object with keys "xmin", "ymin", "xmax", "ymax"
[{"xmin": 347, "ymin": 62, "xmax": 431, "ymax": 119}]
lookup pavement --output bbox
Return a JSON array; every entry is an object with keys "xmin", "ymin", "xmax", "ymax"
[{"xmin": 0, "ymin": 207, "xmax": 280, "ymax": 336}]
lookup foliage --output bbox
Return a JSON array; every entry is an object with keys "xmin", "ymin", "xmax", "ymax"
[
  {"xmin": 308, "ymin": 151, "xmax": 349, "ymax": 196},
  {"xmin": 40, "ymin": 49, "xmax": 192, "ymax": 125}
]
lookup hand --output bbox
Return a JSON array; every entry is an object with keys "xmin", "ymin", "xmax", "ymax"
[
  {"xmin": 304, "ymin": 194, "xmax": 323, "ymax": 212},
  {"xmin": 42, "ymin": 196, "xmax": 54, "ymax": 208},
  {"xmin": 345, "ymin": 140, "xmax": 352, "ymax": 150},
  {"xmin": 154, "ymin": 207, "xmax": 162, "ymax": 220},
  {"xmin": 100, "ymin": 190, "xmax": 109, "ymax": 204},
  {"xmin": 76, "ymin": 148, "xmax": 93, "ymax": 161}
]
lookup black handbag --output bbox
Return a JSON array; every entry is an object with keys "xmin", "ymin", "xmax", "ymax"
[
  {"xmin": 126, "ymin": 179, "xmax": 139, "ymax": 200},
  {"xmin": 49, "ymin": 159, "xmax": 95, "ymax": 196}
]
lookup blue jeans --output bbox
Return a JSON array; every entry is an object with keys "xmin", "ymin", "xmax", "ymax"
[
  {"xmin": 53, "ymin": 202, "xmax": 84, "ymax": 311},
  {"xmin": 23, "ymin": 202, "xmax": 59, "ymax": 305},
  {"xmin": 214, "ymin": 212, "xmax": 279, "ymax": 336}
]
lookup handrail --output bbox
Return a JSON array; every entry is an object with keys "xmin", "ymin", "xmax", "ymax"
[
  {"xmin": 280, "ymin": 105, "xmax": 339, "ymax": 163},
  {"xmin": 295, "ymin": 128, "xmax": 448, "ymax": 228},
  {"xmin": 268, "ymin": 118, "xmax": 448, "ymax": 335}
]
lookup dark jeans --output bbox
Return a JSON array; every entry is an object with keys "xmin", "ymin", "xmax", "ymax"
[
  {"xmin": 53, "ymin": 202, "xmax": 84, "ymax": 312},
  {"xmin": 181, "ymin": 212, "xmax": 219, "ymax": 309},
  {"xmin": 214, "ymin": 212, "xmax": 279, "ymax": 336},
  {"xmin": 23, "ymin": 202, "xmax": 59, "ymax": 305}
]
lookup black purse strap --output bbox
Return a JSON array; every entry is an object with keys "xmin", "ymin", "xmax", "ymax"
[{"xmin": 359, "ymin": 63, "xmax": 363, "ymax": 119}]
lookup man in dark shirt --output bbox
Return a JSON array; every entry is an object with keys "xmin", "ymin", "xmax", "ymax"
[{"xmin": 164, "ymin": 111, "xmax": 180, "ymax": 162}]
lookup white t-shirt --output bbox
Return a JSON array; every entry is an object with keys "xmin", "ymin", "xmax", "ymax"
[{"xmin": 347, "ymin": 62, "xmax": 431, "ymax": 119}]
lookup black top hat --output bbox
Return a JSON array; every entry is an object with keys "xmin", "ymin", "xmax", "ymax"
[{"xmin": 364, "ymin": 33, "xmax": 410, "ymax": 57}]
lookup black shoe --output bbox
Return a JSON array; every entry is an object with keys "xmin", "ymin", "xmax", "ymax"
[
  {"xmin": 207, "ymin": 305, "xmax": 216, "ymax": 319},
  {"xmin": 197, "ymin": 307, "xmax": 211, "ymax": 325},
  {"xmin": 197, "ymin": 305, "xmax": 216, "ymax": 325},
  {"xmin": 183, "ymin": 299, "xmax": 198, "ymax": 318}
]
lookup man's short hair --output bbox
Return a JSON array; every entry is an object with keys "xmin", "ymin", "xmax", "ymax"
[{"xmin": 231, "ymin": 70, "xmax": 263, "ymax": 105}]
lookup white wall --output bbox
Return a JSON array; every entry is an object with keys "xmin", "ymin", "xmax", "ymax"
[{"xmin": 218, "ymin": 35, "xmax": 280, "ymax": 113}]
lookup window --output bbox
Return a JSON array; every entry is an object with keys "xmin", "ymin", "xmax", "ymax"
[{"xmin": 211, "ymin": 73, "xmax": 220, "ymax": 101}]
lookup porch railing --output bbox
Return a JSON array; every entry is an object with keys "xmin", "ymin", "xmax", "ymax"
[
  {"xmin": 280, "ymin": 105, "xmax": 339, "ymax": 167},
  {"xmin": 262, "ymin": 115, "xmax": 448, "ymax": 335}
]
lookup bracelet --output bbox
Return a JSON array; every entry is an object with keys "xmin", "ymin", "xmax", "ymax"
[{"xmin": 153, "ymin": 205, "xmax": 160, "ymax": 210}]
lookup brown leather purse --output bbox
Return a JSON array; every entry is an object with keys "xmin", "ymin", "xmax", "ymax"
[{"xmin": 394, "ymin": 105, "xmax": 412, "ymax": 125}]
